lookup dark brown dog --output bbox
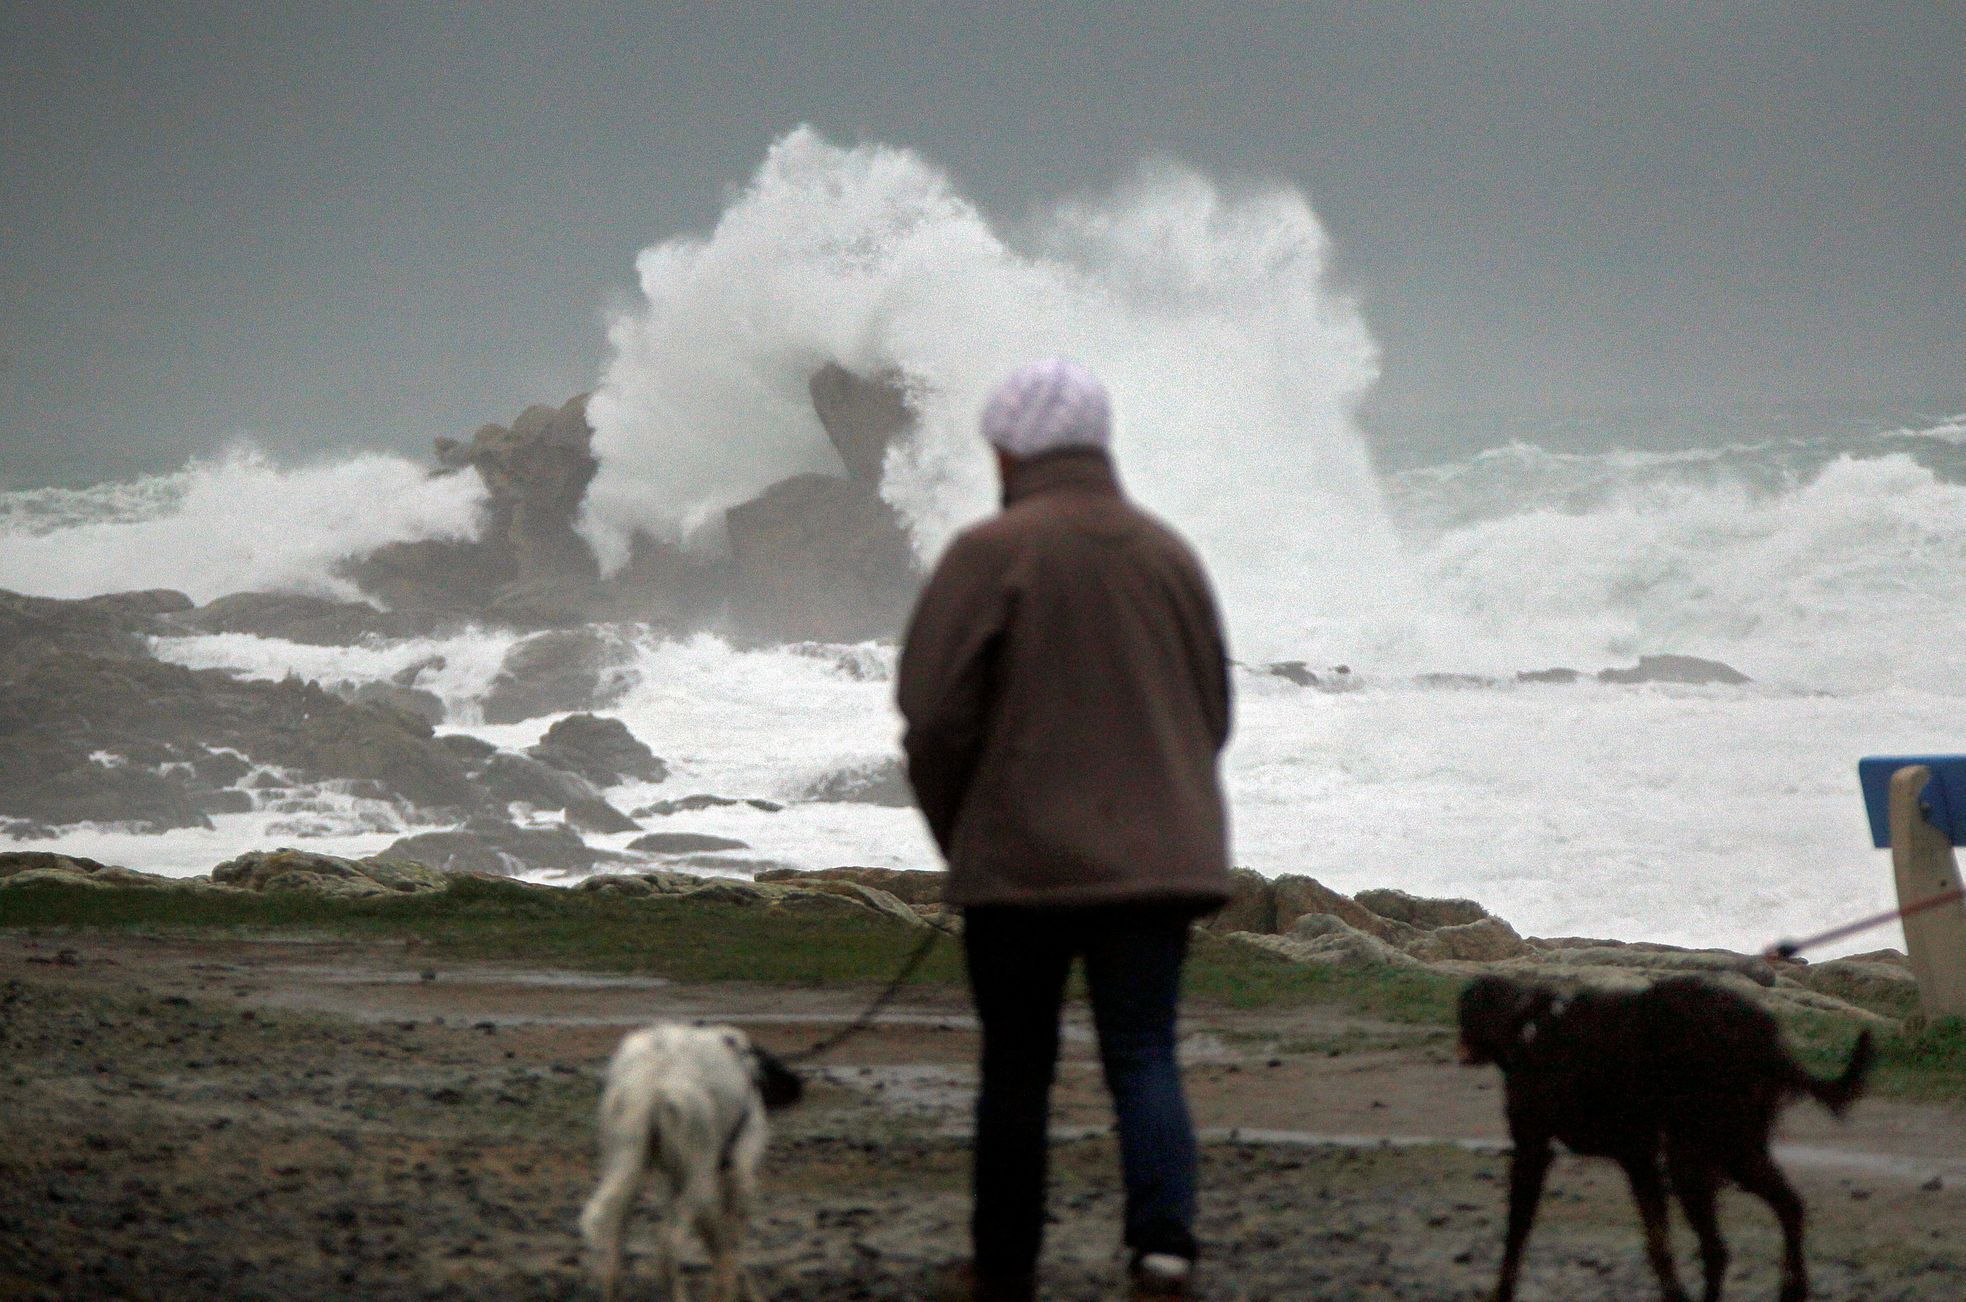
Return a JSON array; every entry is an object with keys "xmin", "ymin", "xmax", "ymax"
[{"xmin": 1458, "ymin": 975, "xmax": 1872, "ymax": 1302}]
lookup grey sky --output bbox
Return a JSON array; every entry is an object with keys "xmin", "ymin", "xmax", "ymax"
[{"xmin": 3, "ymin": 2, "xmax": 1961, "ymax": 485}]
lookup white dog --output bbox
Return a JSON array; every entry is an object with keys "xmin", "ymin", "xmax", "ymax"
[{"xmin": 579, "ymin": 1023, "xmax": 802, "ymax": 1301}]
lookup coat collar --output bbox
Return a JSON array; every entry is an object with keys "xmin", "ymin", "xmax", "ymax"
[{"xmin": 1000, "ymin": 447, "xmax": 1123, "ymax": 508}]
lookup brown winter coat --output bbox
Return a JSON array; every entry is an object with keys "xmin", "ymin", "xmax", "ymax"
[{"xmin": 896, "ymin": 448, "xmax": 1233, "ymax": 909}]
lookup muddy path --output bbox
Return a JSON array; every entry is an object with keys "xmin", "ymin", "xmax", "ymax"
[{"xmin": 3, "ymin": 932, "xmax": 1961, "ymax": 1300}]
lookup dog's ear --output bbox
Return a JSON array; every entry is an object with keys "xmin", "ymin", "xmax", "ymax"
[{"xmin": 749, "ymin": 1046, "xmax": 805, "ymax": 1111}]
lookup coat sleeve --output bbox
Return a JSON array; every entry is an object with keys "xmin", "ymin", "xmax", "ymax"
[{"xmin": 896, "ymin": 534, "xmax": 1011, "ymax": 856}]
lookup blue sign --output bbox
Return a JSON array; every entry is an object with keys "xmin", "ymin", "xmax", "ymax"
[{"xmin": 1858, "ymin": 755, "xmax": 1966, "ymax": 848}]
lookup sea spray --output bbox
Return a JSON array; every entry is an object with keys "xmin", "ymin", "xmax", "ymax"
[
  {"xmin": 585, "ymin": 127, "xmax": 1406, "ymax": 664},
  {"xmin": 0, "ymin": 446, "xmax": 486, "ymax": 603}
]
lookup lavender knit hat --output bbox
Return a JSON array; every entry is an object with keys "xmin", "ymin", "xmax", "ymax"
[{"xmin": 980, "ymin": 358, "xmax": 1112, "ymax": 458}]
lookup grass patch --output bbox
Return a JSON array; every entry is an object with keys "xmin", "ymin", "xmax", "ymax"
[{"xmin": 0, "ymin": 877, "xmax": 968, "ymax": 986}]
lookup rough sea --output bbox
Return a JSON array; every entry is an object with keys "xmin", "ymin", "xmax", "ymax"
[{"xmin": 5, "ymin": 129, "xmax": 1962, "ymax": 959}]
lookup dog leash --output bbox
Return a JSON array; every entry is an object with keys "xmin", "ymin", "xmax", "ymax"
[
  {"xmin": 1764, "ymin": 886, "xmax": 1966, "ymax": 960},
  {"xmin": 781, "ymin": 926, "xmax": 946, "ymax": 1066}
]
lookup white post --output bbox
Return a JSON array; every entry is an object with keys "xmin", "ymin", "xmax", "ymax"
[{"xmin": 1886, "ymin": 765, "xmax": 1966, "ymax": 1019}]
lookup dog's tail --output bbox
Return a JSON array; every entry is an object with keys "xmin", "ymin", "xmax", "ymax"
[{"xmin": 1805, "ymin": 1029, "xmax": 1874, "ymax": 1118}]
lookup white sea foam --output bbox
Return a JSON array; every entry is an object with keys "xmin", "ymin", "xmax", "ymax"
[
  {"xmin": 0, "ymin": 446, "xmax": 484, "ymax": 602},
  {"xmin": 586, "ymin": 127, "xmax": 1398, "ymax": 665}
]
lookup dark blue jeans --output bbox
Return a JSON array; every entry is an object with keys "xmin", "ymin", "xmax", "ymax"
[{"xmin": 963, "ymin": 903, "xmax": 1202, "ymax": 1278}]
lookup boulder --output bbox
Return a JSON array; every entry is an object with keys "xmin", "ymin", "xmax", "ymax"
[
  {"xmin": 1272, "ymin": 874, "xmax": 1412, "ymax": 942},
  {"xmin": 480, "ymin": 629, "xmax": 629, "ymax": 724},
  {"xmin": 1353, "ymin": 888, "xmax": 1490, "ymax": 930},
  {"xmin": 754, "ymin": 866, "xmax": 946, "ymax": 905},
  {"xmin": 724, "ymin": 474, "xmax": 921, "ymax": 643},
  {"xmin": 808, "ymin": 364, "xmax": 917, "ymax": 486},
  {"xmin": 527, "ymin": 713, "xmax": 667, "ymax": 785},
  {"xmin": 1517, "ymin": 667, "xmax": 1583, "ymax": 684},
  {"xmin": 1201, "ymin": 868, "xmax": 1277, "ymax": 935},
  {"xmin": 384, "ymin": 817, "xmax": 621, "ymax": 876},
  {"xmin": 478, "ymin": 752, "xmax": 639, "ymax": 833},
  {"xmin": 1598, "ymin": 654, "xmax": 1751, "ymax": 686},
  {"xmin": 628, "ymin": 832, "xmax": 751, "ymax": 854},
  {"xmin": 212, "ymin": 848, "xmax": 393, "ymax": 895},
  {"xmin": 788, "ymin": 879, "xmax": 930, "ymax": 928},
  {"xmin": 1266, "ymin": 661, "xmax": 1320, "ymax": 687},
  {"xmin": 0, "ymin": 851, "xmax": 189, "ymax": 890},
  {"xmin": 800, "ymin": 757, "xmax": 913, "ymax": 807},
  {"xmin": 1784, "ymin": 957, "xmax": 1920, "ymax": 1013}
]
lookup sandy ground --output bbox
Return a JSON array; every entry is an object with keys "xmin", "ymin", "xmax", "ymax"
[{"xmin": 2, "ymin": 931, "xmax": 1961, "ymax": 1301}]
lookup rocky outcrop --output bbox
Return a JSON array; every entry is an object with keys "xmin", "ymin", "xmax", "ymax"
[
  {"xmin": 0, "ymin": 653, "xmax": 485, "ymax": 831},
  {"xmin": 634, "ymin": 794, "xmax": 785, "ymax": 817},
  {"xmin": 332, "ymin": 681, "xmax": 446, "ymax": 726},
  {"xmin": 809, "ymin": 364, "xmax": 915, "ymax": 485},
  {"xmin": 0, "ymin": 588, "xmax": 191, "ymax": 677},
  {"xmin": 165, "ymin": 592, "xmax": 434, "ymax": 646},
  {"xmin": 479, "ymin": 629, "xmax": 631, "ymax": 724},
  {"xmin": 342, "ymin": 394, "xmax": 599, "ymax": 618},
  {"xmin": 526, "ymin": 713, "xmax": 667, "ymax": 786},
  {"xmin": 382, "ymin": 817, "xmax": 631, "ymax": 877},
  {"xmin": 212, "ymin": 848, "xmax": 451, "ymax": 897},
  {"xmin": 1352, "ymin": 888, "xmax": 1490, "ymax": 931},
  {"xmin": 477, "ymin": 753, "xmax": 638, "ymax": 833},
  {"xmin": 754, "ymin": 865, "xmax": 945, "ymax": 905},
  {"xmin": 725, "ymin": 475, "xmax": 920, "ymax": 644}
]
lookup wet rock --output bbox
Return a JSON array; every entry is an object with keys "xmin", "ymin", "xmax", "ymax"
[
  {"xmin": 1353, "ymin": 888, "xmax": 1490, "ymax": 930},
  {"xmin": 1597, "ymin": 654, "xmax": 1751, "ymax": 686},
  {"xmin": 0, "ymin": 588, "xmax": 190, "ymax": 676},
  {"xmin": 800, "ymin": 757, "xmax": 913, "ymax": 807},
  {"xmin": 754, "ymin": 866, "xmax": 946, "ymax": 905},
  {"xmin": 808, "ymin": 363, "xmax": 916, "ymax": 486},
  {"xmin": 525, "ymin": 713, "xmax": 667, "ymax": 786},
  {"xmin": 479, "ymin": 629, "xmax": 629, "ymax": 724},
  {"xmin": 332, "ymin": 681, "xmax": 446, "ymax": 726},
  {"xmin": 1517, "ymin": 667, "xmax": 1583, "ymax": 684},
  {"xmin": 344, "ymin": 394, "xmax": 601, "ymax": 616},
  {"xmin": 478, "ymin": 753, "xmax": 638, "ymax": 833},
  {"xmin": 0, "ymin": 652, "xmax": 479, "ymax": 821},
  {"xmin": 166, "ymin": 592, "xmax": 433, "ymax": 646},
  {"xmin": 725, "ymin": 475, "xmax": 921, "ymax": 644},
  {"xmin": 627, "ymin": 833, "xmax": 751, "ymax": 854},
  {"xmin": 437, "ymin": 734, "xmax": 498, "ymax": 764}
]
